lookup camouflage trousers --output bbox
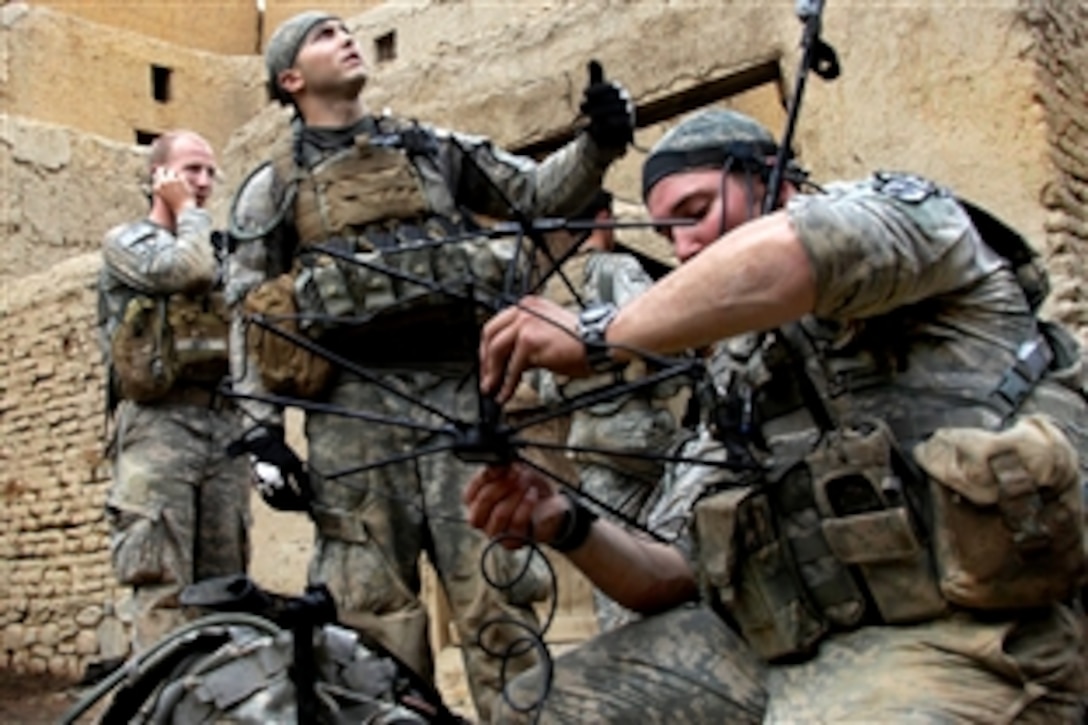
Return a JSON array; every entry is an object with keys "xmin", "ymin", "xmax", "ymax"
[
  {"xmin": 498, "ymin": 602, "xmax": 1085, "ymax": 723},
  {"xmin": 305, "ymin": 371, "xmax": 542, "ymax": 723},
  {"xmin": 106, "ymin": 397, "xmax": 251, "ymax": 652},
  {"xmin": 495, "ymin": 603, "xmax": 768, "ymax": 724},
  {"xmin": 764, "ymin": 604, "xmax": 1086, "ymax": 723}
]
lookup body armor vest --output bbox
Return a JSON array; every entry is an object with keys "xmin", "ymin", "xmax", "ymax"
[
  {"xmin": 694, "ymin": 294, "xmax": 1086, "ymax": 661},
  {"xmin": 253, "ymin": 123, "xmax": 532, "ymax": 377},
  {"xmin": 291, "ymin": 132, "xmax": 430, "ymax": 246},
  {"xmin": 110, "ymin": 290, "xmax": 229, "ymax": 403}
]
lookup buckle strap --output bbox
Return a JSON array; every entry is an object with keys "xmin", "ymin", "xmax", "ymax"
[{"xmin": 990, "ymin": 337, "xmax": 1053, "ymax": 421}]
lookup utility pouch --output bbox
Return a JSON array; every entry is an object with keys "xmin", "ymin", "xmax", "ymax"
[
  {"xmin": 694, "ymin": 487, "xmax": 827, "ymax": 661},
  {"xmin": 243, "ymin": 273, "xmax": 333, "ymax": 399},
  {"xmin": 809, "ymin": 418, "xmax": 946, "ymax": 623},
  {"xmin": 913, "ymin": 414, "xmax": 1086, "ymax": 609},
  {"xmin": 166, "ymin": 292, "xmax": 230, "ymax": 385},
  {"xmin": 111, "ymin": 295, "xmax": 177, "ymax": 402}
]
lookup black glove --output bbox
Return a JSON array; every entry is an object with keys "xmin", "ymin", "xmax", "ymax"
[
  {"xmin": 580, "ymin": 60, "xmax": 634, "ymax": 151},
  {"xmin": 227, "ymin": 425, "xmax": 313, "ymax": 512}
]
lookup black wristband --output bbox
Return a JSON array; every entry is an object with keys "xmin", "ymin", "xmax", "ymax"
[{"xmin": 549, "ymin": 492, "xmax": 599, "ymax": 552}]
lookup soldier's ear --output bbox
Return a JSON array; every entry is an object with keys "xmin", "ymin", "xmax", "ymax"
[{"xmin": 278, "ymin": 68, "xmax": 305, "ymax": 97}]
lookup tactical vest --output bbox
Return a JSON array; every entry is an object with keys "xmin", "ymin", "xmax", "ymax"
[
  {"xmin": 108, "ymin": 290, "xmax": 229, "ymax": 403},
  {"xmin": 241, "ymin": 119, "xmax": 533, "ymax": 392},
  {"xmin": 692, "ymin": 178, "xmax": 1088, "ymax": 661}
]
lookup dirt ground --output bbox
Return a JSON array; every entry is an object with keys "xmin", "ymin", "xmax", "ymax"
[{"xmin": 0, "ymin": 672, "xmax": 80, "ymax": 724}]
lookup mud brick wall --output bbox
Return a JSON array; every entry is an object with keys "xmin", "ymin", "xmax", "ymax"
[
  {"xmin": 1026, "ymin": 0, "xmax": 1088, "ymax": 328},
  {"xmin": 0, "ymin": 255, "xmax": 123, "ymax": 678}
]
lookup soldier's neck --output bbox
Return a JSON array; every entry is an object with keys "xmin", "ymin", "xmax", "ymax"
[
  {"xmin": 301, "ymin": 96, "xmax": 370, "ymax": 130},
  {"xmin": 147, "ymin": 202, "xmax": 176, "ymax": 233}
]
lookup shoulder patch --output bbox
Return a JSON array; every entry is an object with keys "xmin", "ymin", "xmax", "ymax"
[
  {"xmin": 872, "ymin": 171, "xmax": 941, "ymax": 204},
  {"xmin": 107, "ymin": 220, "xmax": 159, "ymax": 250}
]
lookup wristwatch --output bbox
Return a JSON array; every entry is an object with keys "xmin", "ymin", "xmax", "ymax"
[{"xmin": 576, "ymin": 302, "xmax": 620, "ymax": 373}]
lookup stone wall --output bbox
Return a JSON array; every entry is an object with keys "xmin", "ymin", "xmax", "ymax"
[{"xmin": 1, "ymin": 3, "xmax": 266, "ymax": 150}]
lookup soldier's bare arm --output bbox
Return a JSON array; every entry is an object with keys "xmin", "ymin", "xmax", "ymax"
[{"xmin": 464, "ymin": 464, "xmax": 698, "ymax": 613}]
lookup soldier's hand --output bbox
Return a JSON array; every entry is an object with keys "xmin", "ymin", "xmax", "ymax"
[
  {"xmin": 464, "ymin": 464, "xmax": 569, "ymax": 549},
  {"xmin": 227, "ymin": 425, "xmax": 313, "ymax": 512},
  {"xmin": 580, "ymin": 60, "xmax": 634, "ymax": 151},
  {"xmin": 479, "ymin": 296, "xmax": 589, "ymax": 403},
  {"xmin": 152, "ymin": 166, "xmax": 196, "ymax": 215}
]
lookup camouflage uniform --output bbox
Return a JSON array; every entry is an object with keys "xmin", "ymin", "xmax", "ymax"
[
  {"xmin": 99, "ymin": 210, "xmax": 250, "ymax": 652},
  {"xmin": 228, "ymin": 113, "xmax": 620, "ymax": 720},
  {"xmin": 567, "ymin": 249, "xmax": 684, "ymax": 632},
  {"xmin": 497, "ymin": 143, "xmax": 1087, "ymax": 720}
]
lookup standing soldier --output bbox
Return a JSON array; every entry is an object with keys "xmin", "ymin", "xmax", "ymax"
[
  {"xmin": 98, "ymin": 130, "xmax": 250, "ymax": 653},
  {"xmin": 225, "ymin": 11, "xmax": 633, "ymax": 719}
]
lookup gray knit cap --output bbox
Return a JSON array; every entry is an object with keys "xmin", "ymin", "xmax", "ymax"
[
  {"xmin": 641, "ymin": 108, "xmax": 779, "ymax": 200},
  {"xmin": 265, "ymin": 10, "xmax": 337, "ymax": 104}
]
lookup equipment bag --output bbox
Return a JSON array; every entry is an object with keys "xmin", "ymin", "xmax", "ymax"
[
  {"xmin": 243, "ymin": 273, "xmax": 334, "ymax": 399},
  {"xmin": 110, "ymin": 296, "xmax": 177, "ymax": 403},
  {"xmin": 913, "ymin": 413, "xmax": 1086, "ymax": 610}
]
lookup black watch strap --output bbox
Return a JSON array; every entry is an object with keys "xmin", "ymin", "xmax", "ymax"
[
  {"xmin": 577, "ymin": 302, "xmax": 621, "ymax": 373},
  {"xmin": 550, "ymin": 491, "xmax": 599, "ymax": 552}
]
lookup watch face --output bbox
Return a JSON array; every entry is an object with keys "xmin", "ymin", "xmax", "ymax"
[
  {"xmin": 579, "ymin": 304, "xmax": 617, "ymax": 335},
  {"xmin": 583, "ymin": 307, "xmax": 610, "ymax": 325}
]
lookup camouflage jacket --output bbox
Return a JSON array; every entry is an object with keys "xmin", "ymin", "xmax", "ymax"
[{"xmin": 226, "ymin": 113, "xmax": 621, "ymax": 427}]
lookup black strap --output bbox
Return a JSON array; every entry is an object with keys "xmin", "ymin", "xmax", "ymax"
[
  {"xmin": 990, "ymin": 336, "xmax": 1054, "ymax": 424},
  {"xmin": 550, "ymin": 492, "xmax": 599, "ymax": 552}
]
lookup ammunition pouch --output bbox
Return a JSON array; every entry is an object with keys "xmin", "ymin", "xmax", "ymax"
[
  {"xmin": 698, "ymin": 412, "xmax": 1087, "ymax": 661},
  {"xmin": 807, "ymin": 419, "xmax": 946, "ymax": 624},
  {"xmin": 111, "ymin": 296, "xmax": 176, "ymax": 403},
  {"xmin": 166, "ymin": 291, "xmax": 230, "ymax": 384},
  {"xmin": 288, "ymin": 229, "xmax": 530, "ymax": 373},
  {"xmin": 242, "ymin": 273, "xmax": 333, "ymax": 399},
  {"xmin": 695, "ymin": 417, "xmax": 946, "ymax": 661},
  {"xmin": 913, "ymin": 414, "xmax": 1086, "ymax": 610},
  {"xmin": 695, "ymin": 486, "xmax": 828, "ymax": 662},
  {"xmin": 111, "ymin": 293, "xmax": 230, "ymax": 403}
]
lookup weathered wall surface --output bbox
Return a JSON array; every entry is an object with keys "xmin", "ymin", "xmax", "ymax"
[
  {"xmin": 262, "ymin": 0, "xmax": 384, "ymax": 50},
  {"xmin": 23, "ymin": 0, "xmax": 259, "ymax": 54},
  {"xmin": 0, "ymin": 116, "xmax": 148, "ymax": 282},
  {"xmin": 219, "ymin": 0, "xmax": 1052, "ymax": 259},
  {"xmin": 1024, "ymin": 0, "xmax": 1088, "ymax": 325},
  {"xmin": 2, "ymin": 0, "xmax": 1087, "ymax": 682},
  {"xmin": 1, "ymin": 4, "xmax": 266, "ymax": 150},
  {"xmin": 21, "ymin": 0, "xmax": 386, "ymax": 55}
]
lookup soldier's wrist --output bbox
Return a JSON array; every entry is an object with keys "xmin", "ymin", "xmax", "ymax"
[{"xmin": 548, "ymin": 491, "xmax": 598, "ymax": 552}]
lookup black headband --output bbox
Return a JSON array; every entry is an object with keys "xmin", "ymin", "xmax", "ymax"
[{"xmin": 641, "ymin": 140, "xmax": 783, "ymax": 200}]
